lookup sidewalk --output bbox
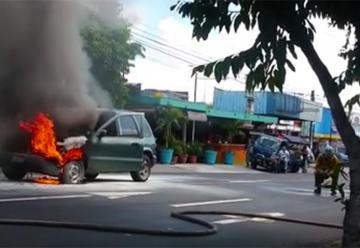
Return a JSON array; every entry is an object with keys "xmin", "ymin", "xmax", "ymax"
[{"xmin": 153, "ymin": 163, "xmax": 263, "ymax": 174}]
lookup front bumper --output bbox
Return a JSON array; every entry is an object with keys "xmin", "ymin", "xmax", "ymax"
[{"xmin": 0, "ymin": 152, "xmax": 60, "ymax": 177}]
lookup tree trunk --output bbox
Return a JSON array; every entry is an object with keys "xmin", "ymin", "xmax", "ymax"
[
  {"xmin": 290, "ymin": 22, "xmax": 360, "ymax": 247},
  {"xmin": 343, "ymin": 160, "xmax": 360, "ymax": 247}
]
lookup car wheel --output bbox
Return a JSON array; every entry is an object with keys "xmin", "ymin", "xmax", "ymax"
[
  {"xmin": 131, "ymin": 155, "xmax": 151, "ymax": 182},
  {"xmin": 61, "ymin": 160, "xmax": 84, "ymax": 184},
  {"xmin": 85, "ymin": 173, "xmax": 99, "ymax": 181},
  {"xmin": 2, "ymin": 166, "xmax": 26, "ymax": 181}
]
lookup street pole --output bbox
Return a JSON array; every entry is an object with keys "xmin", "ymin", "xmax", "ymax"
[
  {"xmin": 194, "ymin": 72, "xmax": 198, "ymax": 102},
  {"xmin": 192, "ymin": 72, "xmax": 198, "ymax": 144},
  {"xmin": 309, "ymin": 90, "xmax": 315, "ymax": 149}
]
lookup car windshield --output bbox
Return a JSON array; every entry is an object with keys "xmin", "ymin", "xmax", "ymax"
[{"xmin": 256, "ymin": 137, "xmax": 280, "ymax": 152}]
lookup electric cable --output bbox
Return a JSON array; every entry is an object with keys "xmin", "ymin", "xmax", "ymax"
[{"xmin": 0, "ymin": 209, "xmax": 342, "ymax": 237}]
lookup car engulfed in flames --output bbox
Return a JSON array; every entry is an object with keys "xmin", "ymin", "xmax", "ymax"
[
  {"xmin": 0, "ymin": 109, "xmax": 156, "ymax": 185},
  {"xmin": 1, "ymin": 113, "xmax": 88, "ymax": 184}
]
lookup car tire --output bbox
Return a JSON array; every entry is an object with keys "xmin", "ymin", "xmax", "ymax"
[
  {"xmin": 85, "ymin": 173, "xmax": 99, "ymax": 181},
  {"xmin": 2, "ymin": 166, "xmax": 26, "ymax": 181},
  {"xmin": 60, "ymin": 160, "xmax": 84, "ymax": 184},
  {"xmin": 131, "ymin": 154, "xmax": 151, "ymax": 182}
]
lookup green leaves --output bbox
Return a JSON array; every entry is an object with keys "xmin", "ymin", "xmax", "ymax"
[
  {"xmin": 81, "ymin": 18, "xmax": 143, "ymax": 108},
  {"xmin": 173, "ymin": 0, "xmax": 303, "ymax": 94},
  {"xmin": 156, "ymin": 107, "xmax": 185, "ymax": 148},
  {"xmin": 345, "ymin": 94, "xmax": 360, "ymax": 116},
  {"xmin": 214, "ymin": 62, "xmax": 223, "ymax": 82},
  {"xmin": 204, "ymin": 62, "xmax": 216, "ymax": 77},
  {"xmin": 288, "ymin": 42, "xmax": 298, "ymax": 59},
  {"xmin": 231, "ymin": 56, "xmax": 245, "ymax": 78},
  {"xmin": 234, "ymin": 14, "xmax": 242, "ymax": 32},
  {"xmin": 286, "ymin": 59, "xmax": 296, "ymax": 72}
]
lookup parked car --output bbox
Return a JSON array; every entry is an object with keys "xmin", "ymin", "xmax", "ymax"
[
  {"xmin": 247, "ymin": 134, "xmax": 283, "ymax": 172},
  {"xmin": 245, "ymin": 131, "xmax": 263, "ymax": 167},
  {"xmin": 1, "ymin": 109, "xmax": 157, "ymax": 184}
]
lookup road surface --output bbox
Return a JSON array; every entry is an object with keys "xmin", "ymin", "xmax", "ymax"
[{"xmin": 0, "ymin": 164, "xmax": 346, "ymax": 247}]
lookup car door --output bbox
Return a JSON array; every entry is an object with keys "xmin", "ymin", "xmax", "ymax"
[{"xmin": 86, "ymin": 115, "xmax": 143, "ymax": 173}]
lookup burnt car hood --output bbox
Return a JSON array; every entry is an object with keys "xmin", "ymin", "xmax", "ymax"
[{"xmin": 0, "ymin": 152, "xmax": 60, "ymax": 177}]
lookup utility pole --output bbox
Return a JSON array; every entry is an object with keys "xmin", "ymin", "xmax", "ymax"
[
  {"xmin": 309, "ymin": 90, "xmax": 315, "ymax": 149},
  {"xmin": 191, "ymin": 72, "xmax": 198, "ymax": 143}
]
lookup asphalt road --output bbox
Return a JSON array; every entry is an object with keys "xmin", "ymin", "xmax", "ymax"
[{"xmin": 0, "ymin": 165, "xmax": 347, "ymax": 247}]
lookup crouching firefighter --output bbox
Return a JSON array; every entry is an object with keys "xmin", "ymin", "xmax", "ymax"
[{"xmin": 314, "ymin": 146, "xmax": 340, "ymax": 196}]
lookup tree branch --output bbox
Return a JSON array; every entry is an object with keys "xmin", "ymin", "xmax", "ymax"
[{"xmin": 290, "ymin": 21, "xmax": 360, "ymax": 158}]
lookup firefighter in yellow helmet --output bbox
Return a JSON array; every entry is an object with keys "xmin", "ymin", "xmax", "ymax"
[{"xmin": 314, "ymin": 145, "xmax": 340, "ymax": 196}]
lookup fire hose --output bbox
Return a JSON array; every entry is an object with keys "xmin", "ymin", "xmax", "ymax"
[{"xmin": 0, "ymin": 210, "xmax": 342, "ymax": 237}]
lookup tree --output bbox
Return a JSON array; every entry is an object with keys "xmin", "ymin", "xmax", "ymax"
[
  {"xmin": 81, "ymin": 18, "xmax": 143, "ymax": 108},
  {"xmin": 156, "ymin": 107, "xmax": 185, "ymax": 148},
  {"xmin": 172, "ymin": 1, "xmax": 360, "ymax": 246}
]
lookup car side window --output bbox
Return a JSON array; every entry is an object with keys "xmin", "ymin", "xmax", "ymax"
[
  {"xmin": 102, "ymin": 119, "xmax": 118, "ymax": 137},
  {"xmin": 119, "ymin": 115, "xmax": 140, "ymax": 137},
  {"xmin": 142, "ymin": 117, "xmax": 153, "ymax": 138}
]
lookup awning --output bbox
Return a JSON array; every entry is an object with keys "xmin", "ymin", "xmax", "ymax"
[{"xmin": 187, "ymin": 111, "xmax": 207, "ymax": 122}]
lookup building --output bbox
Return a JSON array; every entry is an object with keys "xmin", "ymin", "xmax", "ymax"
[{"xmin": 212, "ymin": 88, "xmax": 323, "ymax": 137}]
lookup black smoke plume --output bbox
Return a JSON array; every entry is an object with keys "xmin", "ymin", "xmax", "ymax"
[{"xmin": 0, "ymin": 0, "xmax": 118, "ymax": 149}]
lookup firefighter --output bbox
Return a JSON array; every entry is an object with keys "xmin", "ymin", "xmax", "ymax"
[{"xmin": 314, "ymin": 145, "xmax": 340, "ymax": 196}]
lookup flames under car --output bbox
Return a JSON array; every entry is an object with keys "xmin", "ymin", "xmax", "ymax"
[{"xmin": 0, "ymin": 109, "xmax": 157, "ymax": 184}]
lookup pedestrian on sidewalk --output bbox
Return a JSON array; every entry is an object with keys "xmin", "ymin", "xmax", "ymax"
[
  {"xmin": 277, "ymin": 143, "xmax": 290, "ymax": 173},
  {"xmin": 314, "ymin": 145, "xmax": 340, "ymax": 196},
  {"xmin": 300, "ymin": 144, "xmax": 315, "ymax": 173}
]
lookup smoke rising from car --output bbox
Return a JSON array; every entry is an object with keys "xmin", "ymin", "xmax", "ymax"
[{"xmin": 0, "ymin": 0, "xmax": 119, "ymax": 148}]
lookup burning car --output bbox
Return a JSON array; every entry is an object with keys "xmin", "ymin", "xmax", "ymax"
[{"xmin": 0, "ymin": 109, "xmax": 157, "ymax": 184}]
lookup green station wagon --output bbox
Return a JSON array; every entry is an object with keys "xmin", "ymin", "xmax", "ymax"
[{"xmin": 1, "ymin": 109, "xmax": 157, "ymax": 184}]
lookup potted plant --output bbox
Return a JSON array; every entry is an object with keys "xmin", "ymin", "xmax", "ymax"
[
  {"xmin": 203, "ymin": 143, "xmax": 217, "ymax": 165},
  {"xmin": 156, "ymin": 108, "xmax": 185, "ymax": 165},
  {"xmin": 188, "ymin": 142, "xmax": 202, "ymax": 163},
  {"xmin": 170, "ymin": 138, "xmax": 183, "ymax": 164},
  {"xmin": 221, "ymin": 121, "xmax": 244, "ymax": 165},
  {"xmin": 179, "ymin": 143, "xmax": 189, "ymax": 163}
]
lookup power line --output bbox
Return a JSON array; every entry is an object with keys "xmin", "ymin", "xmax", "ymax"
[
  {"xmin": 132, "ymin": 31, "xmax": 209, "ymax": 62},
  {"xmin": 133, "ymin": 25, "xmax": 216, "ymax": 61},
  {"xmin": 132, "ymin": 38, "xmax": 196, "ymax": 65},
  {"xmin": 132, "ymin": 28, "xmax": 322, "ymax": 98}
]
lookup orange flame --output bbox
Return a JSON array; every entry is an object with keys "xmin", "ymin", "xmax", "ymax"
[
  {"xmin": 19, "ymin": 113, "xmax": 84, "ymax": 167},
  {"xmin": 33, "ymin": 176, "xmax": 60, "ymax": 185}
]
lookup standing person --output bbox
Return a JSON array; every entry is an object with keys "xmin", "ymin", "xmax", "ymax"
[
  {"xmin": 314, "ymin": 145, "xmax": 340, "ymax": 196},
  {"xmin": 300, "ymin": 144, "xmax": 313, "ymax": 173},
  {"xmin": 277, "ymin": 143, "xmax": 290, "ymax": 173}
]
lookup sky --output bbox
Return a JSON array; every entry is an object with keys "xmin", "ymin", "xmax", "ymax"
[{"xmin": 122, "ymin": 0, "xmax": 359, "ymax": 109}]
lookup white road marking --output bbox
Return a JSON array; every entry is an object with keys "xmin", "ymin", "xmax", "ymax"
[
  {"xmin": 229, "ymin": 180, "xmax": 270, "ymax": 183},
  {"xmin": 170, "ymin": 198, "xmax": 252, "ymax": 208},
  {"xmin": 213, "ymin": 218, "xmax": 248, "ymax": 225},
  {"xmin": 89, "ymin": 191, "xmax": 153, "ymax": 199},
  {"xmin": 250, "ymin": 217, "xmax": 274, "ymax": 223},
  {"xmin": 260, "ymin": 212, "xmax": 285, "ymax": 217},
  {"xmin": 213, "ymin": 212, "xmax": 282, "ymax": 225},
  {"xmin": 0, "ymin": 194, "xmax": 91, "ymax": 203}
]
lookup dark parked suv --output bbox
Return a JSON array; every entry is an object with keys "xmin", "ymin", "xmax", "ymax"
[{"xmin": 1, "ymin": 109, "xmax": 157, "ymax": 184}]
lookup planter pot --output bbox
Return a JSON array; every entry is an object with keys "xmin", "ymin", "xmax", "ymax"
[
  {"xmin": 189, "ymin": 155, "xmax": 198, "ymax": 163},
  {"xmin": 204, "ymin": 150, "xmax": 217, "ymax": 165},
  {"xmin": 223, "ymin": 151, "xmax": 234, "ymax": 165},
  {"xmin": 179, "ymin": 154, "xmax": 189, "ymax": 164},
  {"xmin": 172, "ymin": 155, "xmax": 179, "ymax": 164},
  {"xmin": 159, "ymin": 148, "xmax": 174, "ymax": 165}
]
